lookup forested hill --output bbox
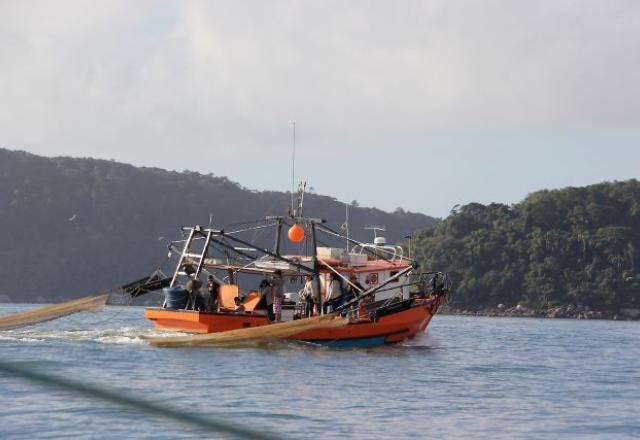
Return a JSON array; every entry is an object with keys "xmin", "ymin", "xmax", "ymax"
[
  {"xmin": 0, "ymin": 148, "xmax": 438, "ymax": 302},
  {"xmin": 414, "ymin": 180, "xmax": 640, "ymax": 311}
]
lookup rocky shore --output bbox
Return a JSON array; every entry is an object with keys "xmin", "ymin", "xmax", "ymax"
[{"xmin": 441, "ymin": 304, "xmax": 640, "ymax": 321}]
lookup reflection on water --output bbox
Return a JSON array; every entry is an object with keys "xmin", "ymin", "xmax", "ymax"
[{"xmin": 0, "ymin": 304, "xmax": 639, "ymax": 439}]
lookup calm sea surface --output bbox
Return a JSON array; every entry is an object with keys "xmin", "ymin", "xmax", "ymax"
[{"xmin": 0, "ymin": 304, "xmax": 638, "ymax": 439}]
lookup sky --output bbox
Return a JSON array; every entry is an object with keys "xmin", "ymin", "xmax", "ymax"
[{"xmin": 1, "ymin": 0, "xmax": 639, "ymax": 218}]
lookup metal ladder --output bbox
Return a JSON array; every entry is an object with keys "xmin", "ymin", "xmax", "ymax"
[{"xmin": 170, "ymin": 226, "xmax": 213, "ymax": 287}]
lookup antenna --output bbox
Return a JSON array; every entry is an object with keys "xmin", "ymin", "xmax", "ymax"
[
  {"xmin": 291, "ymin": 121, "xmax": 296, "ymax": 214},
  {"xmin": 404, "ymin": 234, "xmax": 412, "ymax": 259},
  {"xmin": 345, "ymin": 202, "xmax": 350, "ymax": 251},
  {"xmin": 296, "ymin": 181, "xmax": 306, "ymax": 218}
]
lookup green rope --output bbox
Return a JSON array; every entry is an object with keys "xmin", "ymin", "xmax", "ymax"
[{"xmin": 0, "ymin": 361, "xmax": 281, "ymax": 440}]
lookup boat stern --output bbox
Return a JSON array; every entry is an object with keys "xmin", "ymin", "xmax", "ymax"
[{"xmin": 144, "ymin": 308, "xmax": 270, "ymax": 333}]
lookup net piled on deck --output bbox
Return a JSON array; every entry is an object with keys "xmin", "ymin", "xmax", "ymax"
[{"xmin": 0, "ymin": 294, "xmax": 109, "ymax": 331}]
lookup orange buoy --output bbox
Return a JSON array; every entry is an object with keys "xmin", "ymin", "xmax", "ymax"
[{"xmin": 288, "ymin": 223, "xmax": 305, "ymax": 242}]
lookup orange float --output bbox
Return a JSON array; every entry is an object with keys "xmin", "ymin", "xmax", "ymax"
[{"xmin": 288, "ymin": 223, "xmax": 305, "ymax": 242}]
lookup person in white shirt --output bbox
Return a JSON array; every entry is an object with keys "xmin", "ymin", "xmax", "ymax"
[
  {"xmin": 299, "ymin": 275, "xmax": 319, "ymax": 317},
  {"xmin": 324, "ymin": 273, "xmax": 345, "ymax": 314}
]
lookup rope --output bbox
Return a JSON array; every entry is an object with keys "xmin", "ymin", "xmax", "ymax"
[{"xmin": 0, "ymin": 361, "xmax": 279, "ymax": 440}]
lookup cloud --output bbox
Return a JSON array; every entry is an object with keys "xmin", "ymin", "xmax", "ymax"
[{"xmin": 0, "ymin": 1, "xmax": 639, "ymax": 175}]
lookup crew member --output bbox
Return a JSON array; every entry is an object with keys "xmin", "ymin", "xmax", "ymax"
[
  {"xmin": 259, "ymin": 279, "xmax": 274, "ymax": 321},
  {"xmin": 346, "ymin": 274, "xmax": 364, "ymax": 303},
  {"xmin": 299, "ymin": 275, "xmax": 318, "ymax": 317},
  {"xmin": 206, "ymin": 275, "xmax": 220, "ymax": 312},
  {"xmin": 185, "ymin": 274, "xmax": 203, "ymax": 310},
  {"xmin": 324, "ymin": 272, "xmax": 345, "ymax": 314},
  {"xmin": 271, "ymin": 270, "xmax": 284, "ymax": 322}
]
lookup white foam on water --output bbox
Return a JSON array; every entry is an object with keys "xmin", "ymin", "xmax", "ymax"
[
  {"xmin": 0, "ymin": 335, "xmax": 45, "ymax": 342},
  {"xmin": 0, "ymin": 326, "xmax": 182, "ymax": 345},
  {"xmin": 95, "ymin": 335, "xmax": 148, "ymax": 345},
  {"xmin": 398, "ymin": 329, "xmax": 440, "ymax": 349}
]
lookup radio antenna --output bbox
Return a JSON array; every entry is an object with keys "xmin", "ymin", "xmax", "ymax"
[{"xmin": 291, "ymin": 121, "xmax": 296, "ymax": 214}]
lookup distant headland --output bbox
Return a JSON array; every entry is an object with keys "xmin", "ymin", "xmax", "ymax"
[{"xmin": 414, "ymin": 180, "xmax": 640, "ymax": 320}]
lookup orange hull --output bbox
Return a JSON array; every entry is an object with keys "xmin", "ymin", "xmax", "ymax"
[
  {"xmin": 145, "ymin": 295, "xmax": 444, "ymax": 347},
  {"xmin": 144, "ymin": 308, "xmax": 269, "ymax": 333}
]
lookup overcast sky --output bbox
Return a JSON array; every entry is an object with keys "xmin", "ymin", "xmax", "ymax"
[{"xmin": 1, "ymin": 1, "xmax": 639, "ymax": 217}]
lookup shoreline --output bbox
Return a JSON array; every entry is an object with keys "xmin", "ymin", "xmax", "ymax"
[
  {"xmin": 440, "ymin": 305, "xmax": 640, "ymax": 321},
  {"xmin": 2, "ymin": 301, "xmax": 639, "ymax": 322}
]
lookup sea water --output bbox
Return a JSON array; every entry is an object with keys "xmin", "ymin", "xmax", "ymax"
[{"xmin": 0, "ymin": 304, "xmax": 638, "ymax": 439}]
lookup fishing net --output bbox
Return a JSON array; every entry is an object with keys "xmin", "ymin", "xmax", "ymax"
[
  {"xmin": 0, "ymin": 294, "xmax": 109, "ymax": 331},
  {"xmin": 147, "ymin": 314, "xmax": 348, "ymax": 347}
]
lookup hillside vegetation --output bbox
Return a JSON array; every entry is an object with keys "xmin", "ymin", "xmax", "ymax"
[
  {"xmin": 3, "ymin": 148, "xmax": 638, "ymax": 312},
  {"xmin": 0, "ymin": 149, "xmax": 438, "ymax": 302},
  {"xmin": 414, "ymin": 180, "xmax": 640, "ymax": 311}
]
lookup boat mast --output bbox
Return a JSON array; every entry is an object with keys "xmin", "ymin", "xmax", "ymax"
[
  {"xmin": 310, "ymin": 220, "xmax": 323, "ymax": 315},
  {"xmin": 274, "ymin": 217, "xmax": 282, "ymax": 256}
]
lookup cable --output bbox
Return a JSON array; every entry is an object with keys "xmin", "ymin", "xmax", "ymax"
[{"xmin": 0, "ymin": 361, "xmax": 280, "ymax": 440}]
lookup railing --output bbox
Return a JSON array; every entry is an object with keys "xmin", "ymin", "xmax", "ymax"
[{"xmin": 350, "ymin": 243, "xmax": 404, "ymax": 261}]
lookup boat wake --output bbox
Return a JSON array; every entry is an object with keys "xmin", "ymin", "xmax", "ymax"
[{"xmin": 0, "ymin": 326, "xmax": 181, "ymax": 345}]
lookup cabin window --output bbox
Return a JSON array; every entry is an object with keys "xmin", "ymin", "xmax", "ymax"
[{"xmin": 389, "ymin": 271, "xmax": 399, "ymax": 283}]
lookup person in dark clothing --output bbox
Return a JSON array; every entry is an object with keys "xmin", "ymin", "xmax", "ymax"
[
  {"xmin": 234, "ymin": 297, "xmax": 245, "ymax": 312},
  {"xmin": 258, "ymin": 279, "xmax": 274, "ymax": 321},
  {"xmin": 206, "ymin": 275, "xmax": 220, "ymax": 312},
  {"xmin": 346, "ymin": 274, "xmax": 364, "ymax": 303},
  {"xmin": 185, "ymin": 275, "xmax": 203, "ymax": 310}
]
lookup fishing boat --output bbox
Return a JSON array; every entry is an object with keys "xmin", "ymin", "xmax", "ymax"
[{"xmin": 126, "ymin": 202, "xmax": 450, "ymax": 347}]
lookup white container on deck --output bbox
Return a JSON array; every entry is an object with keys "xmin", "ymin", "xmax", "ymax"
[
  {"xmin": 317, "ymin": 247, "xmax": 346, "ymax": 259},
  {"xmin": 345, "ymin": 253, "xmax": 368, "ymax": 266}
]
